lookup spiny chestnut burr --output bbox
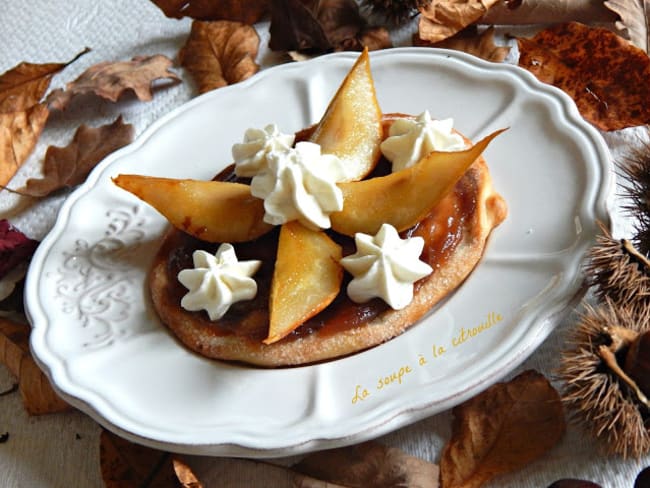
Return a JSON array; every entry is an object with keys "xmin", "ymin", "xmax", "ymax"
[{"xmin": 625, "ymin": 330, "xmax": 650, "ymax": 399}]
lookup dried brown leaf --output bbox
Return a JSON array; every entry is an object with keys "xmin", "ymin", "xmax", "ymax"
[
  {"xmin": 517, "ymin": 22, "xmax": 650, "ymax": 131},
  {"xmin": 0, "ymin": 103, "xmax": 49, "ymax": 187},
  {"xmin": 293, "ymin": 440, "xmax": 440, "ymax": 488},
  {"xmin": 605, "ymin": 0, "xmax": 650, "ymax": 52},
  {"xmin": 440, "ymin": 370, "xmax": 565, "ymax": 488},
  {"xmin": 269, "ymin": 0, "xmax": 391, "ymax": 54},
  {"xmin": 100, "ymin": 429, "xmax": 177, "ymax": 487},
  {"xmin": 0, "ymin": 317, "xmax": 70, "ymax": 415},
  {"xmin": 0, "ymin": 48, "xmax": 89, "ymax": 113},
  {"xmin": 149, "ymin": 0, "xmax": 269, "ymax": 23},
  {"xmin": 17, "ymin": 116, "xmax": 134, "ymax": 197},
  {"xmin": 415, "ymin": 26, "xmax": 510, "ymax": 62},
  {"xmin": 418, "ymin": 0, "xmax": 501, "ymax": 44},
  {"xmin": 173, "ymin": 458, "xmax": 204, "ymax": 488},
  {"xmin": 46, "ymin": 54, "xmax": 180, "ymax": 110},
  {"xmin": 269, "ymin": 0, "xmax": 333, "ymax": 53},
  {"xmin": 179, "ymin": 20, "xmax": 260, "ymax": 94}
]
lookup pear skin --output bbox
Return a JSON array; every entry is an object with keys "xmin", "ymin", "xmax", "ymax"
[
  {"xmin": 266, "ymin": 221, "xmax": 343, "ymax": 344},
  {"xmin": 113, "ymin": 174, "xmax": 272, "ymax": 242},
  {"xmin": 330, "ymin": 129, "xmax": 506, "ymax": 236}
]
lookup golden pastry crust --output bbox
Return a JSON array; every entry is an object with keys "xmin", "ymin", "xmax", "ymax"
[{"xmin": 148, "ymin": 117, "xmax": 507, "ymax": 367}]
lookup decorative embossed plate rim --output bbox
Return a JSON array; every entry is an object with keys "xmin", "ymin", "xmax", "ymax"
[{"xmin": 26, "ymin": 48, "xmax": 613, "ymax": 457}]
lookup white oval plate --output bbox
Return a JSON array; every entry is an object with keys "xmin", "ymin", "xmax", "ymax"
[{"xmin": 26, "ymin": 48, "xmax": 612, "ymax": 457}]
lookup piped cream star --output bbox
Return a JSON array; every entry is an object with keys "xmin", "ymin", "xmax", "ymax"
[
  {"xmin": 340, "ymin": 223, "xmax": 433, "ymax": 310},
  {"xmin": 177, "ymin": 243, "xmax": 261, "ymax": 320}
]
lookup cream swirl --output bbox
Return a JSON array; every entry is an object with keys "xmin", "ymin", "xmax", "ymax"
[
  {"xmin": 340, "ymin": 223, "xmax": 433, "ymax": 310},
  {"xmin": 380, "ymin": 110, "xmax": 467, "ymax": 172},
  {"xmin": 177, "ymin": 244, "xmax": 261, "ymax": 320},
  {"xmin": 232, "ymin": 124, "xmax": 295, "ymax": 177},
  {"xmin": 250, "ymin": 141, "xmax": 346, "ymax": 230}
]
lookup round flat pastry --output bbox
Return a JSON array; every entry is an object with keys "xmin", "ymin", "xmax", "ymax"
[{"xmin": 148, "ymin": 114, "xmax": 508, "ymax": 367}]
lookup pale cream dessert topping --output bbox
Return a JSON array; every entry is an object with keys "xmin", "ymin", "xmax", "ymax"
[
  {"xmin": 232, "ymin": 124, "xmax": 295, "ymax": 177},
  {"xmin": 178, "ymin": 244, "xmax": 261, "ymax": 320},
  {"xmin": 380, "ymin": 110, "xmax": 467, "ymax": 172},
  {"xmin": 340, "ymin": 223, "xmax": 433, "ymax": 310},
  {"xmin": 249, "ymin": 141, "xmax": 346, "ymax": 230}
]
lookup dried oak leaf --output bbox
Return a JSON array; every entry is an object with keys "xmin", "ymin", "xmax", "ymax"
[
  {"xmin": 100, "ymin": 429, "xmax": 178, "ymax": 487},
  {"xmin": 517, "ymin": 22, "xmax": 650, "ymax": 131},
  {"xmin": 0, "ymin": 49, "xmax": 89, "ymax": 113},
  {"xmin": 0, "ymin": 103, "xmax": 49, "ymax": 187},
  {"xmin": 149, "ymin": 0, "xmax": 269, "ymax": 24},
  {"xmin": 269, "ymin": 0, "xmax": 391, "ymax": 55},
  {"xmin": 0, "ymin": 317, "xmax": 70, "ymax": 415},
  {"xmin": 46, "ymin": 54, "xmax": 180, "ymax": 111},
  {"xmin": 440, "ymin": 370, "xmax": 565, "ymax": 488},
  {"xmin": 18, "ymin": 116, "xmax": 134, "ymax": 197},
  {"xmin": 415, "ymin": 26, "xmax": 510, "ymax": 63},
  {"xmin": 178, "ymin": 20, "xmax": 260, "ymax": 94},
  {"xmin": 292, "ymin": 440, "xmax": 440, "ymax": 488},
  {"xmin": 605, "ymin": 0, "xmax": 650, "ymax": 52},
  {"xmin": 418, "ymin": 0, "xmax": 501, "ymax": 44}
]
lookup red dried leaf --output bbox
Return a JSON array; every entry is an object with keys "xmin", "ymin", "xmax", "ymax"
[
  {"xmin": 0, "ymin": 316, "xmax": 70, "ymax": 415},
  {"xmin": 440, "ymin": 370, "xmax": 565, "ymax": 488},
  {"xmin": 0, "ymin": 48, "xmax": 89, "ymax": 113},
  {"xmin": 100, "ymin": 429, "xmax": 177, "ymax": 487},
  {"xmin": 46, "ymin": 54, "xmax": 180, "ymax": 110},
  {"xmin": 0, "ymin": 219, "xmax": 38, "ymax": 280},
  {"xmin": 149, "ymin": 0, "xmax": 269, "ymax": 23},
  {"xmin": 292, "ymin": 440, "xmax": 440, "ymax": 487},
  {"xmin": 517, "ymin": 22, "xmax": 650, "ymax": 131},
  {"xmin": 18, "ymin": 116, "xmax": 134, "ymax": 197},
  {"xmin": 0, "ymin": 103, "xmax": 49, "ymax": 187},
  {"xmin": 178, "ymin": 20, "xmax": 260, "ymax": 93}
]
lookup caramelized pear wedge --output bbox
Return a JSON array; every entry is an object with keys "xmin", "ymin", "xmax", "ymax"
[
  {"xmin": 330, "ymin": 129, "xmax": 506, "ymax": 237},
  {"xmin": 265, "ymin": 221, "xmax": 343, "ymax": 345},
  {"xmin": 112, "ymin": 174, "xmax": 273, "ymax": 243},
  {"xmin": 309, "ymin": 48, "xmax": 383, "ymax": 182}
]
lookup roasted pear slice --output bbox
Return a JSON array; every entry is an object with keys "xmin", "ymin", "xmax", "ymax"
[
  {"xmin": 113, "ymin": 174, "xmax": 272, "ymax": 243},
  {"xmin": 309, "ymin": 48, "xmax": 383, "ymax": 182},
  {"xmin": 330, "ymin": 129, "xmax": 506, "ymax": 237},
  {"xmin": 265, "ymin": 221, "xmax": 343, "ymax": 345}
]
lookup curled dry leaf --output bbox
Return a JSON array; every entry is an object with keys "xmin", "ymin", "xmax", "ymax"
[
  {"xmin": 18, "ymin": 116, "xmax": 134, "ymax": 197},
  {"xmin": 0, "ymin": 316, "xmax": 70, "ymax": 415},
  {"xmin": 178, "ymin": 20, "xmax": 260, "ymax": 94},
  {"xmin": 46, "ymin": 54, "xmax": 180, "ymax": 110},
  {"xmin": 440, "ymin": 370, "xmax": 565, "ymax": 488},
  {"xmin": 605, "ymin": 0, "xmax": 650, "ymax": 53},
  {"xmin": 418, "ymin": 0, "xmax": 501, "ymax": 44},
  {"xmin": 0, "ymin": 49, "xmax": 89, "ymax": 113},
  {"xmin": 414, "ymin": 26, "xmax": 510, "ymax": 63},
  {"xmin": 100, "ymin": 429, "xmax": 178, "ymax": 487},
  {"xmin": 269, "ymin": 0, "xmax": 391, "ymax": 55},
  {"xmin": 517, "ymin": 22, "xmax": 650, "ymax": 131},
  {"xmin": 149, "ymin": 0, "xmax": 269, "ymax": 24},
  {"xmin": 173, "ymin": 458, "xmax": 204, "ymax": 488},
  {"xmin": 0, "ymin": 103, "xmax": 49, "ymax": 187},
  {"xmin": 0, "ymin": 50, "xmax": 88, "ymax": 186},
  {"xmin": 292, "ymin": 440, "xmax": 440, "ymax": 488}
]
